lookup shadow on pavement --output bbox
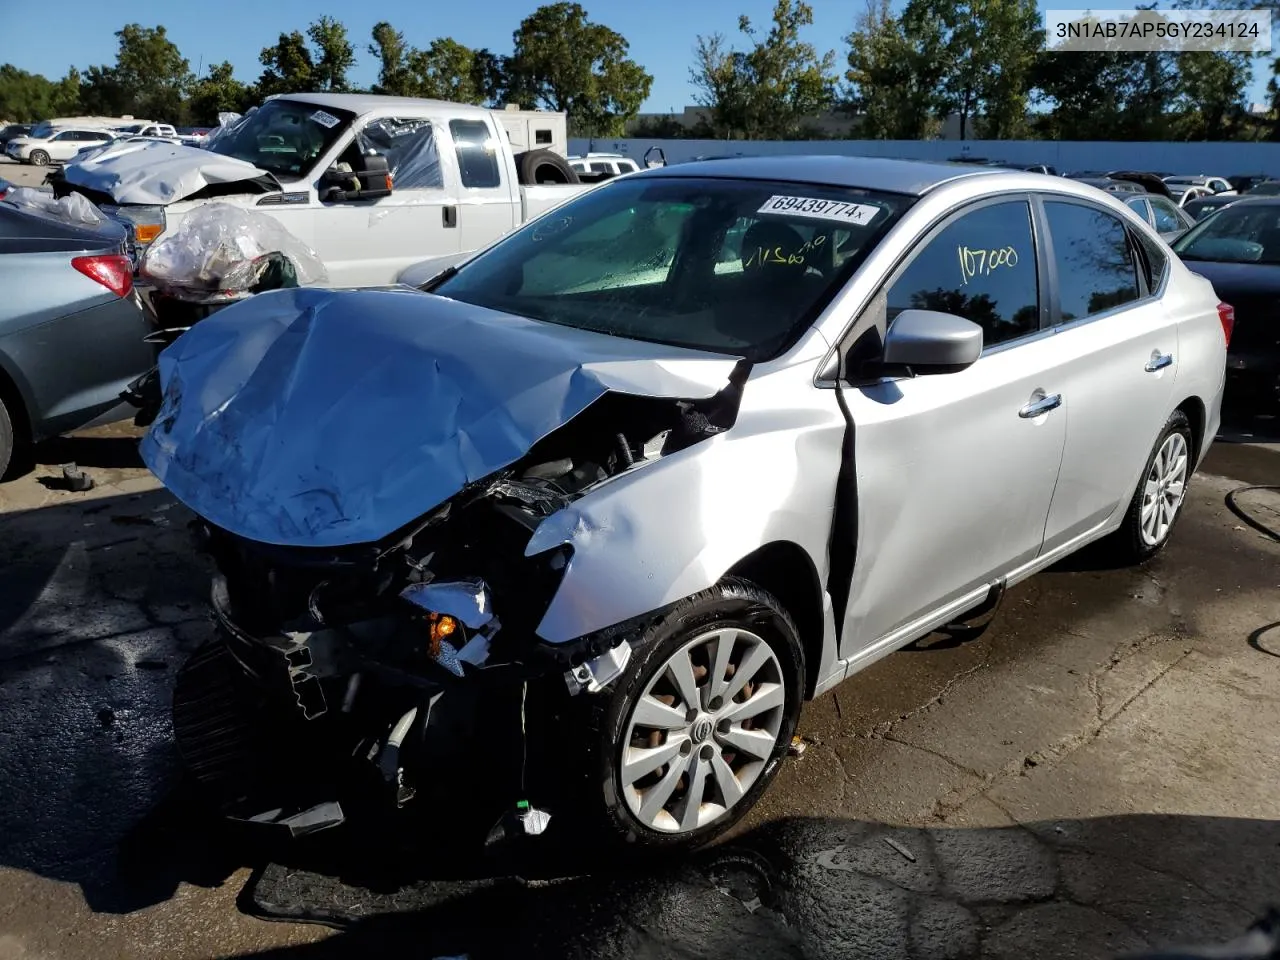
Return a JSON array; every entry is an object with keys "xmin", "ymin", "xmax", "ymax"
[
  {"xmin": 0, "ymin": 486, "xmax": 222, "ymax": 913},
  {"xmin": 31, "ymin": 432, "xmax": 146, "ymax": 470},
  {"xmin": 211, "ymin": 813, "xmax": 1278, "ymax": 960}
]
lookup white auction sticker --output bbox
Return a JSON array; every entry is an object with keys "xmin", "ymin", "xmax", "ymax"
[
  {"xmin": 757, "ymin": 195, "xmax": 882, "ymax": 226},
  {"xmin": 310, "ymin": 109, "xmax": 340, "ymax": 129}
]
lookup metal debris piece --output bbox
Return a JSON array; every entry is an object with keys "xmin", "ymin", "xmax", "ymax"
[
  {"xmin": 564, "ymin": 640, "xmax": 633, "ymax": 695},
  {"xmin": 789, "ymin": 735, "xmax": 807, "ymax": 756},
  {"xmin": 884, "ymin": 836, "xmax": 917, "ymax": 862}
]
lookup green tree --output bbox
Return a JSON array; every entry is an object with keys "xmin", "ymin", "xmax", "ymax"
[
  {"xmin": 406, "ymin": 39, "xmax": 490, "ymax": 103},
  {"xmin": 369, "ymin": 21, "xmax": 413, "ymax": 96},
  {"xmin": 307, "ymin": 16, "xmax": 355, "ymax": 92},
  {"xmin": 1174, "ymin": 52, "xmax": 1250, "ymax": 140},
  {"xmin": 0, "ymin": 65, "xmax": 76, "ymax": 120},
  {"xmin": 692, "ymin": 0, "xmax": 836, "ymax": 140},
  {"xmin": 79, "ymin": 64, "xmax": 129, "ymax": 116},
  {"xmin": 188, "ymin": 61, "xmax": 254, "ymax": 125},
  {"xmin": 112, "ymin": 23, "xmax": 191, "ymax": 120},
  {"xmin": 910, "ymin": 0, "xmax": 1041, "ymax": 140},
  {"xmin": 628, "ymin": 112, "xmax": 690, "ymax": 137},
  {"xmin": 78, "ymin": 24, "xmax": 191, "ymax": 120},
  {"xmin": 844, "ymin": 0, "xmax": 948, "ymax": 139},
  {"xmin": 259, "ymin": 30, "xmax": 315, "ymax": 96},
  {"xmin": 50, "ymin": 67, "xmax": 82, "ymax": 115},
  {"xmin": 506, "ymin": 2, "xmax": 653, "ymax": 136}
]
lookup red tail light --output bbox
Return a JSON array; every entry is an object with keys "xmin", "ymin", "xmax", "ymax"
[
  {"xmin": 1217, "ymin": 301, "xmax": 1234, "ymax": 346},
  {"xmin": 72, "ymin": 255, "xmax": 133, "ymax": 298}
]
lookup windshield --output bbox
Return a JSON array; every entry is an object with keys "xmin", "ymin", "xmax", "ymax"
[
  {"xmin": 1172, "ymin": 204, "xmax": 1280, "ymax": 263},
  {"xmin": 30, "ymin": 122, "xmax": 53, "ymax": 139},
  {"xmin": 207, "ymin": 98, "xmax": 354, "ymax": 179},
  {"xmin": 1248, "ymin": 181, "xmax": 1280, "ymax": 196},
  {"xmin": 433, "ymin": 176, "xmax": 913, "ymax": 359}
]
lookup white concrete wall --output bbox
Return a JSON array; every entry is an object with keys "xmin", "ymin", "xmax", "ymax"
[{"xmin": 569, "ymin": 138, "xmax": 1280, "ymax": 174}]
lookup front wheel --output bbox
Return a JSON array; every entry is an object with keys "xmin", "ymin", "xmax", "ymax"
[
  {"xmin": 28, "ymin": 150, "xmax": 50, "ymax": 167},
  {"xmin": 1107, "ymin": 409, "xmax": 1194, "ymax": 563},
  {"xmin": 0, "ymin": 397, "xmax": 13, "ymax": 480},
  {"xmin": 584, "ymin": 578, "xmax": 804, "ymax": 851}
]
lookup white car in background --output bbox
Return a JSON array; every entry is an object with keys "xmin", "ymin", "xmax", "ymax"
[
  {"xmin": 1163, "ymin": 174, "xmax": 1237, "ymax": 197},
  {"xmin": 5, "ymin": 127, "xmax": 114, "ymax": 165},
  {"xmin": 570, "ymin": 153, "xmax": 642, "ymax": 182}
]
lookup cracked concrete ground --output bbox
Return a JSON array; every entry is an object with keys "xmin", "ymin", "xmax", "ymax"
[{"xmin": 0, "ymin": 422, "xmax": 1277, "ymax": 959}]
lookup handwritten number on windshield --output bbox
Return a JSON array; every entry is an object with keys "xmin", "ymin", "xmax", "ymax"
[
  {"xmin": 743, "ymin": 234, "xmax": 826, "ymax": 268},
  {"xmin": 958, "ymin": 245, "xmax": 1018, "ymax": 285}
]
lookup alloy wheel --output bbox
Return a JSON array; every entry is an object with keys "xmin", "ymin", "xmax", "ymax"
[
  {"xmin": 1140, "ymin": 431, "xmax": 1189, "ymax": 546},
  {"xmin": 619, "ymin": 627, "xmax": 786, "ymax": 834}
]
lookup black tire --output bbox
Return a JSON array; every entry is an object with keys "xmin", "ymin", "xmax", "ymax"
[
  {"xmin": 1105, "ymin": 409, "xmax": 1195, "ymax": 564},
  {"xmin": 514, "ymin": 149, "xmax": 580, "ymax": 185},
  {"xmin": 0, "ymin": 397, "xmax": 12, "ymax": 481},
  {"xmin": 581, "ymin": 577, "xmax": 804, "ymax": 852},
  {"xmin": 28, "ymin": 150, "xmax": 50, "ymax": 167}
]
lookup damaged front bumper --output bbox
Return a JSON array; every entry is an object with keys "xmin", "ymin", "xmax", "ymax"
[{"xmin": 174, "ymin": 567, "xmax": 634, "ymax": 838}]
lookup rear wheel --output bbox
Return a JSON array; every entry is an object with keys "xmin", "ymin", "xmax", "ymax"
[
  {"xmin": 583, "ymin": 578, "xmax": 803, "ymax": 851},
  {"xmin": 1106, "ymin": 409, "xmax": 1194, "ymax": 564},
  {"xmin": 28, "ymin": 150, "xmax": 50, "ymax": 167}
]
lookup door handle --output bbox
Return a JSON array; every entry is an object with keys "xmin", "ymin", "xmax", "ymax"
[
  {"xmin": 1019, "ymin": 393, "xmax": 1062, "ymax": 418},
  {"xmin": 442, "ymin": 205, "xmax": 458, "ymax": 228},
  {"xmin": 1145, "ymin": 352, "xmax": 1174, "ymax": 372}
]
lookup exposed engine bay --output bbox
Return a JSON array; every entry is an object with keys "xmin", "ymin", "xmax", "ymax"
[{"xmin": 174, "ymin": 384, "xmax": 746, "ymax": 837}]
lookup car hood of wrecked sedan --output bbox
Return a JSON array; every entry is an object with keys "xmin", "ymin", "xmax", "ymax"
[{"xmin": 141, "ymin": 287, "xmax": 742, "ymax": 548}]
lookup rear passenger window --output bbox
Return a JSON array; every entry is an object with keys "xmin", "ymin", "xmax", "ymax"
[
  {"xmin": 449, "ymin": 120, "xmax": 501, "ymax": 189},
  {"xmin": 1134, "ymin": 230, "xmax": 1169, "ymax": 291},
  {"xmin": 887, "ymin": 200, "xmax": 1040, "ymax": 348},
  {"xmin": 1044, "ymin": 202, "xmax": 1141, "ymax": 322},
  {"xmin": 1149, "ymin": 198, "xmax": 1185, "ymax": 234}
]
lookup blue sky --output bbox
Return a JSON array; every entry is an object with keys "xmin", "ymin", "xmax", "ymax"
[{"xmin": 4, "ymin": 0, "xmax": 1273, "ymax": 113}]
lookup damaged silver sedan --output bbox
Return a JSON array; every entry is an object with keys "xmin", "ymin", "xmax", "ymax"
[{"xmin": 147, "ymin": 157, "xmax": 1225, "ymax": 849}]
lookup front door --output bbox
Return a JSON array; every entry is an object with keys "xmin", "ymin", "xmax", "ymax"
[
  {"xmin": 839, "ymin": 198, "xmax": 1068, "ymax": 656},
  {"xmin": 1037, "ymin": 200, "xmax": 1180, "ymax": 551},
  {"xmin": 310, "ymin": 116, "xmax": 461, "ymax": 286}
]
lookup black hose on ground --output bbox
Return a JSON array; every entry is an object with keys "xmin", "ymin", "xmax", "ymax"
[{"xmin": 1225, "ymin": 485, "xmax": 1280, "ymax": 542}]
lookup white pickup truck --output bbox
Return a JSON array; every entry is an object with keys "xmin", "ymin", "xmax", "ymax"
[{"xmin": 55, "ymin": 93, "xmax": 595, "ymax": 286}]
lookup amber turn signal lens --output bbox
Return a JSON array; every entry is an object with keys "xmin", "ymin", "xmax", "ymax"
[{"xmin": 133, "ymin": 224, "xmax": 163, "ymax": 244}]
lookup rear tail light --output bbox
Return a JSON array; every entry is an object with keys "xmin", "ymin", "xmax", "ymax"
[
  {"xmin": 1217, "ymin": 302, "xmax": 1234, "ymax": 346},
  {"xmin": 72, "ymin": 254, "xmax": 134, "ymax": 298}
]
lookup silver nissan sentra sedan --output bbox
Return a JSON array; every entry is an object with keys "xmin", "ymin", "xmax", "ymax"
[{"xmin": 145, "ymin": 157, "xmax": 1227, "ymax": 851}]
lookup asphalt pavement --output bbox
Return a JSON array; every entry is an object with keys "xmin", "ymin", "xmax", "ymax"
[
  {"xmin": 0, "ymin": 157, "xmax": 56, "ymax": 190},
  {"xmin": 0, "ymin": 419, "xmax": 1277, "ymax": 960}
]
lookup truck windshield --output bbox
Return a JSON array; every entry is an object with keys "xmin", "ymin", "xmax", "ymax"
[
  {"xmin": 433, "ymin": 176, "xmax": 913, "ymax": 360},
  {"xmin": 208, "ymin": 99, "xmax": 355, "ymax": 179}
]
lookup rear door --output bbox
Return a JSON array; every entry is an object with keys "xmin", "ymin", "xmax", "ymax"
[
  {"xmin": 446, "ymin": 118, "xmax": 519, "ymax": 253},
  {"xmin": 1037, "ymin": 199, "xmax": 1179, "ymax": 552}
]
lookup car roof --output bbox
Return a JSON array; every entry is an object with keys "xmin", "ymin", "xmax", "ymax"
[
  {"xmin": 273, "ymin": 92, "xmax": 496, "ymax": 120},
  {"xmin": 637, "ymin": 155, "xmax": 1004, "ymax": 196}
]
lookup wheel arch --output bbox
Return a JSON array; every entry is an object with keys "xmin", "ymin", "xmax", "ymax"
[
  {"xmin": 726, "ymin": 540, "xmax": 827, "ymax": 698},
  {"xmin": 0, "ymin": 352, "xmax": 34, "ymax": 444},
  {"xmin": 1174, "ymin": 394, "xmax": 1206, "ymax": 464}
]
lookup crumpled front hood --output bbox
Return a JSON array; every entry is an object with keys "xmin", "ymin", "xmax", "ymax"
[
  {"xmin": 63, "ymin": 140, "xmax": 274, "ymax": 205},
  {"xmin": 141, "ymin": 287, "xmax": 740, "ymax": 548}
]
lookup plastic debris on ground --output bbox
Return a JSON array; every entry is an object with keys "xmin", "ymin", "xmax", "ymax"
[
  {"xmin": 140, "ymin": 202, "xmax": 326, "ymax": 298},
  {"xmin": 788, "ymin": 735, "xmax": 807, "ymax": 757},
  {"xmin": 4, "ymin": 186, "xmax": 102, "ymax": 226}
]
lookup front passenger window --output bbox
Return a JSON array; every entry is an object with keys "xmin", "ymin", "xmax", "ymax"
[
  {"xmin": 1044, "ymin": 202, "xmax": 1140, "ymax": 322},
  {"xmin": 887, "ymin": 201, "xmax": 1040, "ymax": 348}
]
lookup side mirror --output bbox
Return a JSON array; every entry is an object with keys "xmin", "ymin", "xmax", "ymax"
[
  {"xmin": 643, "ymin": 146, "xmax": 667, "ymax": 169},
  {"xmin": 321, "ymin": 152, "xmax": 393, "ymax": 202},
  {"xmin": 880, "ymin": 309, "xmax": 984, "ymax": 375}
]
